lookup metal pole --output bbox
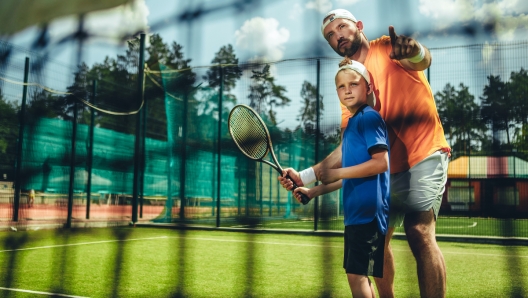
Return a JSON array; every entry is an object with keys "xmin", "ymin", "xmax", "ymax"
[
  {"xmin": 179, "ymin": 96, "xmax": 188, "ymax": 220},
  {"xmin": 140, "ymin": 69, "xmax": 147, "ymax": 219},
  {"xmin": 66, "ymin": 90, "xmax": 78, "ymax": 228},
  {"xmin": 66, "ymin": 15, "xmax": 86, "ymax": 228},
  {"xmin": 216, "ymin": 66, "xmax": 224, "ymax": 227},
  {"xmin": 13, "ymin": 57, "xmax": 30, "ymax": 222},
  {"xmin": 132, "ymin": 33, "xmax": 146, "ymax": 224},
  {"xmin": 314, "ymin": 59, "xmax": 320, "ymax": 231},
  {"xmin": 86, "ymin": 80, "xmax": 96, "ymax": 219}
]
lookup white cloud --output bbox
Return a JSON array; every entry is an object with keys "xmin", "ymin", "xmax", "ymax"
[
  {"xmin": 235, "ymin": 17, "xmax": 290, "ymax": 62},
  {"xmin": 337, "ymin": 0, "xmax": 362, "ymax": 5},
  {"xmin": 85, "ymin": 0, "xmax": 150, "ymax": 41},
  {"xmin": 418, "ymin": 0, "xmax": 475, "ymax": 26},
  {"xmin": 419, "ymin": 0, "xmax": 528, "ymax": 41},
  {"xmin": 289, "ymin": 3, "xmax": 303, "ymax": 20},
  {"xmin": 306, "ymin": 0, "xmax": 332, "ymax": 14}
]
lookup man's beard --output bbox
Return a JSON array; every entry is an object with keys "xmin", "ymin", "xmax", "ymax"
[{"xmin": 335, "ymin": 30, "xmax": 362, "ymax": 58}]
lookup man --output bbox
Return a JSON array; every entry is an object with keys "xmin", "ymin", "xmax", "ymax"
[{"xmin": 279, "ymin": 9, "xmax": 450, "ymax": 298}]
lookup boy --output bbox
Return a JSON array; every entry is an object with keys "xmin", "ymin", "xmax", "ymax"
[{"xmin": 292, "ymin": 59, "xmax": 390, "ymax": 298}]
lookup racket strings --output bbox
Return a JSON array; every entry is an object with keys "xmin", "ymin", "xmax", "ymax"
[{"xmin": 229, "ymin": 108, "xmax": 270, "ymax": 160}]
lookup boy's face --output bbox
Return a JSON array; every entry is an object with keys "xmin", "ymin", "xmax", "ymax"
[{"xmin": 335, "ymin": 69, "xmax": 369, "ymax": 113}]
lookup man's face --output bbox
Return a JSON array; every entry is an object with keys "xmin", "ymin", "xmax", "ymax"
[{"xmin": 323, "ymin": 18, "xmax": 362, "ymax": 58}]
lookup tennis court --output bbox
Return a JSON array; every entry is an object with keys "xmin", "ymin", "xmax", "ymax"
[
  {"xmin": 0, "ymin": 226, "xmax": 526, "ymax": 298},
  {"xmin": 1, "ymin": 1, "xmax": 528, "ymax": 297}
]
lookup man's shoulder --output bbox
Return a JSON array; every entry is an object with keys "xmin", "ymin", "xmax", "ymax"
[{"xmin": 369, "ymin": 35, "xmax": 391, "ymax": 47}]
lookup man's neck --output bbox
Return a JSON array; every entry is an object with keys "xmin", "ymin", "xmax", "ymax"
[{"xmin": 348, "ymin": 39, "xmax": 370, "ymax": 63}]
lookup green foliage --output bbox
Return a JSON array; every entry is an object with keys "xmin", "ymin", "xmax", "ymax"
[
  {"xmin": 436, "ymin": 83, "xmax": 486, "ymax": 158},
  {"xmin": 436, "ymin": 68, "xmax": 528, "ymax": 158},
  {"xmin": 203, "ymin": 44, "xmax": 242, "ymax": 93},
  {"xmin": 0, "ymin": 89, "xmax": 18, "ymax": 177},
  {"xmin": 297, "ymin": 80, "xmax": 324, "ymax": 134},
  {"xmin": 248, "ymin": 64, "xmax": 290, "ymax": 125},
  {"xmin": 481, "ymin": 74, "xmax": 514, "ymax": 148}
]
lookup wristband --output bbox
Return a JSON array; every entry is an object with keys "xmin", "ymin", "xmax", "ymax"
[
  {"xmin": 408, "ymin": 43, "xmax": 425, "ymax": 63},
  {"xmin": 299, "ymin": 167, "xmax": 317, "ymax": 185}
]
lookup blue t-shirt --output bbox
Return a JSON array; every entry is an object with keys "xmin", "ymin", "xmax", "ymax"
[{"xmin": 342, "ymin": 104, "xmax": 390, "ymax": 235}]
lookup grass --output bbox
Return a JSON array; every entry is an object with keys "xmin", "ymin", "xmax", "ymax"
[{"xmin": 0, "ymin": 226, "xmax": 526, "ymax": 297}]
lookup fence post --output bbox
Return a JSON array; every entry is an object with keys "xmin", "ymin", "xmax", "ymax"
[
  {"xmin": 132, "ymin": 33, "xmax": 146, "ymax": 224},
  {"xmin": 140, "ymin": 69, "xmax": 147, "ymax": 219},
  {"xmin": 216, "ymin": 66, "xmax": 224, "ymax": 227},
  {"xmin": 314, "ymin": 59, "xmax": 321, "ymax": 231},
  {"xmin": 66, "ymin": 85, "xmax": 78, "ymax": 228},
  {"xmin": 86, "ymin": 79, "xmax": 96, "ymax": 219},
  {"xmin": 12, "ymin": 57, "xmax": 30, "ymax": 222}
]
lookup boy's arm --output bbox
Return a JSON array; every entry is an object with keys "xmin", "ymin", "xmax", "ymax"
[
  {"xmin": 318, "ymin": 148, "xmax": 388, "ymax": 184},
  {"xmin": 293, "ymin": 180, "xmax": 342, "ymax": 203},
  {"xmin": 279, "ymin": 142, "xmax": 342, "ymax": 188}
]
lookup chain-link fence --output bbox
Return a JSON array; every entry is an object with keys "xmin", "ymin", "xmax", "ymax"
[{"xmin": 1, "ymin": 38, "xmax": 527, "ymax": 237}]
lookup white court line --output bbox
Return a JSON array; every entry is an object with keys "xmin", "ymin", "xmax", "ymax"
[
  {"xmin": 0, "ymin": 236, "xmax": 168, "ymax": 253},
  {"xmin": 1, "ymin": 233, "xmax": 525, "ymax": 259},
  {"xmin": 231, "ymin": 221, "xmax": 302, "ymax": 228},
  {"xmin": 439, "ymin": 222, "xmax": 478, "ymax": 229},
  {"xmin": 0, "ymin": 287, "xmax": 89, "ymax": 297},
  {"xmin": 165, "ymin": 236, "xmax": 528, "ymax": 258}
]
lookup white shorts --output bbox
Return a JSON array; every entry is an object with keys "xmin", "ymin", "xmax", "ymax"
[{"xmin": 388, "ymin": 150, "xmax": 449, "ymax": 228}]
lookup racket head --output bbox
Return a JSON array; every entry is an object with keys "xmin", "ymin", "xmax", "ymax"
[{"xmin": 228, "ymin": 104, "xmax": 272, "ymax": 161}]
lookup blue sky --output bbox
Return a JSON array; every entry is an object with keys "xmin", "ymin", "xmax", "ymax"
[{"xmin": 5, "ymin": 0, "xmax": 528, "ymax": 68}]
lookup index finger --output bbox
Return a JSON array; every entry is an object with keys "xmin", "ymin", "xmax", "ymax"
[{"xmin": 388, "ymin": 25, "xmax": 397, "ymax": 45}]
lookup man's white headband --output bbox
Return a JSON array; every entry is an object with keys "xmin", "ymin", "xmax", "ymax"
[{"xmin": 321, "ymin": 9, "xmax": 358, "ymax": 37}]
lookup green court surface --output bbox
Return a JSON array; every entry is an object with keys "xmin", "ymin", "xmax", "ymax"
[{"xmin": 0, "ymin": 227, "xmax": 526, "ymax": 297}]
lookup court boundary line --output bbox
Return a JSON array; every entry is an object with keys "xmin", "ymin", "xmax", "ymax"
[
  {"xmin": 0, "ymin": 236, "xmax": 168, "ymax": 253},
  {"xmin": 0, "ymin": 287, "xmax": 89, "ymax": 298},
  {"xmin": 163, "ymin": 235, "xmax": 528, "ymax": 258}
]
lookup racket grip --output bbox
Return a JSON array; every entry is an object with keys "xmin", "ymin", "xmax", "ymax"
[{"xmin": 287, "ymin": 175, "xmax": 311, "ymax": 205}]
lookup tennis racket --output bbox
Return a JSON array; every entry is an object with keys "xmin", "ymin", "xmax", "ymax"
[{"xmin": 228, "ymin": 104, "xmax": 311, "ymax": 205}]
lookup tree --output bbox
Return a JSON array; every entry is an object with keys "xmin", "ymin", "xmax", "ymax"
[
  {"xmin": 480, "ymin": 75, "xmax": 514, "ymax": 152},
  {"xmin": 296, "ymin": 80, "xmax": 323, "ymax": 134},
  {"xmin": 143, "ymin": 34, "xmax": 197, "ymax": 140},
  {"xmin": 204, "ymin": 44, "xmax": 242, "ymax": 93},
  {"xmin": 248, "ymin": 64, "xmax": 290, "ymax": 125},
  {"xmin": 25, "ymin": 89, "xmax": 63, "ymax": 122},
  {"xmin": 199, "ymin": 44, "xmax": 242, "ymax": 131},
  {"xmin": 508, "ymin": 68, "xmax": 528, "ymax": 157},
  {"xmin": 435, "ymin": 83, "xmax": 485, "ymax": 157},
  {"xmin": 0, "ymin": 89, "xmax": 18, "ymax": 179}
]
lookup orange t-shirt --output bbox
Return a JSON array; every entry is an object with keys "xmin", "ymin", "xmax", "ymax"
[{"xmin": 340, "ymin": 36, "xmax": 450, "ymax": 174}]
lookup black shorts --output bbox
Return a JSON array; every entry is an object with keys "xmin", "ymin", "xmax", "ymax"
[{"xmin": 343, "ymin": 219, "xmax": 386, "ymax": 278}]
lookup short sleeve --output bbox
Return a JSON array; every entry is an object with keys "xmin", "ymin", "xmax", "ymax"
[{"xmin": 361, "ymin": 111, "xmax": 388, "ymax": 154}]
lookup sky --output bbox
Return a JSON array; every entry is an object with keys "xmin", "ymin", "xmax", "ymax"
[
  {"xmin": 4, "ymin": 0, "xmax": 528, "ymax": 68},
  {"xmin": 2, "ymin": 0, "xmax": 528, "ymax": 131}
]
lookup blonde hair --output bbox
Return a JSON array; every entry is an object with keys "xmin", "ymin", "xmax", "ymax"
[{"xmin": 338, "ymin": 56, "xmax": 353, "ymax": 68}]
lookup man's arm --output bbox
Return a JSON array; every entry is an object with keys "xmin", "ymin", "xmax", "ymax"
[{"xmin": 388, "ymin": 25, "xmax": 431, "ymax": 71}]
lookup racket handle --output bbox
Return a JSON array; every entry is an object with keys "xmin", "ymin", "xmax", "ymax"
[{"xmin": 287, "ymin": 175, "xmax": 311, "ymax": 205}]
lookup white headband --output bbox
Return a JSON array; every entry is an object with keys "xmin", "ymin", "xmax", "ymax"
[
  {"xmin": 321, "ymin": 9, "xmax": 358, "ymax": 37},
  {"xmin": 337, "ymin": 60, "xmax": 370, "ymax": 84}
]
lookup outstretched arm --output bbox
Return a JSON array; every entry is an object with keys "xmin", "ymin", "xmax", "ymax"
[{"xmin": 388, "ymin": 25, "xmax": 431, "ymax": 71}]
